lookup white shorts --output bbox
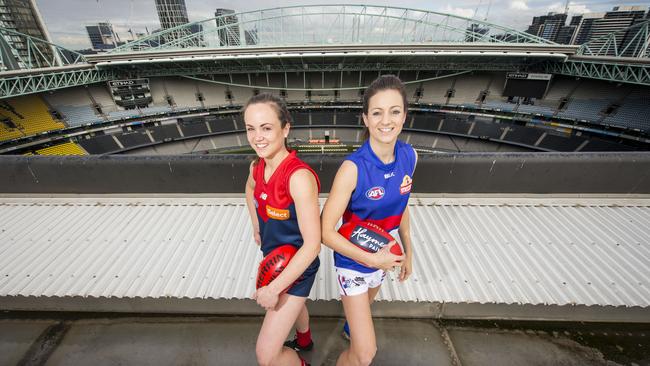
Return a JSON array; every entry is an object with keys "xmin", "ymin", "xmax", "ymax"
[{"xmin": 335, "ymin": 267, "xmax": 386, "ymax": 297}]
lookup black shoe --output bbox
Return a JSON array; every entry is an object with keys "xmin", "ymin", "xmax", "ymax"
[{"xmin": 284, "ymin": 338, "xmax": 314, "ymax": 352}]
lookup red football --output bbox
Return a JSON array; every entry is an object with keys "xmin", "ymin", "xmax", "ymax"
[
  {"xmin": 256, "ymin": 244, "xmax": 298, "ymax": 290},
  {"xmin": 338, "ymin": 221, "xmax": 403, "ymax": 256}
]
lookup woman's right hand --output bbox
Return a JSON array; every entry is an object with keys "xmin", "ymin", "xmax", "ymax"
[{"xmin": 369, "ymin": 241, "xmax": 404, "ymax": 271}]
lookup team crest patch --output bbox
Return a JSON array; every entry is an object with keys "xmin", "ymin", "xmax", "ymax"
[
  {"xmin": 266, "ymin": 205, "xmax": 290, "ymax": 220},
  {"xmin": 400, "ymin": 175, "xmax": 412, "ymax": 195},
  {"xmin": 366, "ymin": 186, "xmax": 385, "ymax": 200}
]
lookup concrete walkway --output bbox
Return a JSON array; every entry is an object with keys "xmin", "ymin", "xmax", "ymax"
[{"xmin": 1, "ymin": 315, "xmax": 647, "ymax": 366}]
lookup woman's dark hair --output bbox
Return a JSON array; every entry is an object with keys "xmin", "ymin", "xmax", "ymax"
[
  {"xmin": 361, "ymin": 75, "xmax": 408, "ymax": 140},
  {"xmin": 362, "ymin": 75, "xmax": 408, "ymax": 115},
  {"xmin": 242, "ymin": 93, "xmax": 291, "ymax": 163},
  {"xmin": 242, "ymin": 92, "xmax": 292, "ymax": 128}
]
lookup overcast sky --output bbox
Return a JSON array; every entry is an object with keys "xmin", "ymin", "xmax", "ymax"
[{"xmin": 35, "ymin": 0, "xmax": 646, "ymax": 50}]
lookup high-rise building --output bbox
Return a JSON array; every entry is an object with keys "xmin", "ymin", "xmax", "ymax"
[
  {"xmin": 465, "ymin": 23, "xmax": 490, "ymax": 42},
  {"xmin": 155, "ymin": 0, "xmax": 197, "ymax": 46},
  {"xmin": 570, "ymin": 6, "xmax": 648, "ymax": 56},
  {"xmin": 215, "ymin": 8, "xmax": 240, "ymax": 46},
  {"xmin": 526, "ymin": 13, "xmax": 568, "ymax": 42},
  {"xmin": 86, "ymin": 23, "xmax": 122, "ymax": 51},
  {"xmin": 0, "ymin": 0, "xmax": 54, "ymax": 70}
]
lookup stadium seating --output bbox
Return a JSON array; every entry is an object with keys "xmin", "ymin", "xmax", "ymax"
[
  {"xmin": 601, "ymin": 88, "xmax": 650, "ymax": 130},
  {"xmin": 2, "ymin": 71, "xmax": 648, "ymax": 154},
  {"xmin": 162, "ymin": 77, "xmax": 203, "ymax": 108},
  {"xmin": 56, "ymin": 105, "xmax": 103, "ymax": 126},
  {"xmin": 0, "ymin": 121, "xmax": 24, "ymax": 141},
  {"xmin": 418, "ymin": 78, "xmax": 451, "ymax": 104},
  {"xmin": 0, "ymin": 95, "xmax": 65, "ymax": 141},
  {"xmin": 36, "ymin": 142, "xmax": 87, "ymax": 155},
  {"xmin": 196, "ymin": 80, "xmax": 228, "ymax": 107}
]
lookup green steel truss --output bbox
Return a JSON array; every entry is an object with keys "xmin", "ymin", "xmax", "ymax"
[
  {"xmin": 110, "ymin": 4, "xmax": 554, "ymax": 53},
  {"xmin": 0, "ymin": 27, "xmax": 87, "ymax": 71},
  {"xmin": 0, "ymin": 68, "xmax": 114, "ymax": 99},
  {"xmin": 577, "ymin": 20, "xmax": 650, "ymax": 58},
  {"xmin": 545, "ymin": 59, "xmax": 650, "ymax": 86}
]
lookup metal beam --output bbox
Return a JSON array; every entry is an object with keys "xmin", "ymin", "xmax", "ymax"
[
  {"xmin": 545, "ymin": 60, "xmax": 650, "ymax": 86},
  {"xmin": 0, "ymin": 69, "xmax": 113, "ymax": 99},
  {"xmin": 578, "ymin": 20, "xmax": 650, "ymax": 59}
]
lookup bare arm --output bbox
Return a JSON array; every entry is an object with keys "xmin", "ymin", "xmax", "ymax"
[
  {"xmin": 244, "ymin": 161, "xmax": 260, "ymax": 245},
  {"xmin": 254, "ymin": 169, "xmax": 321, "ymax": 309},
  {"xmin": 321, "ymin": 161, "xmax": 403, "ymax": 270},
  {"xmin": 398, "ymin": 148, "xmax": 417, "ymax": 281},
  {"xmin": 397, "ymin": 206, "xmax": 413, "ymax": 281}
]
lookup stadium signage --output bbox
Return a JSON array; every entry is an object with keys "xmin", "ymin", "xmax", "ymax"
[
  {"xmin": 506, "ymin": 73, "xmax": 552, "ymax": 81},
  {"xmin": 109, "ymin": 79, "xmax": 149, "ymax": 87}
]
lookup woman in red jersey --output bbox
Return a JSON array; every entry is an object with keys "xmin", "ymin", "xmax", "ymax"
[{"xmin": 244, "ymin": 93, "xmax": 321, "ymax": 366}]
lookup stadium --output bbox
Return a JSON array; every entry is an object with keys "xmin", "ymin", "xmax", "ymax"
[{"xmin": 1, "ymin": 4, "xmax": 649, "ymax": 365}]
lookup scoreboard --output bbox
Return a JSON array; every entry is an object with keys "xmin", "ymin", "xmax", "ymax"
[{"xmin": 502, "ymin": 73, "xmax": 552, "ymax": 99}]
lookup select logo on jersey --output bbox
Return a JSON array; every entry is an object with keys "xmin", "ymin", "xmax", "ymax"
[
  {"xmin": 266, "ymin": 205, "xmax": 290, "ymax": 220},
  {"xmin": 400, "ymin": 175, "xmax": 413, "ymax": 195},
  {"xmin": 365, "ymin": 186, "xmax": 385, "ymax": 200}
]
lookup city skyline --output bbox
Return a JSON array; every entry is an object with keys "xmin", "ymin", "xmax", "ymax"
[{"xmin": 35, "ymin": 0, "xmax": 648, "ymax": 50}]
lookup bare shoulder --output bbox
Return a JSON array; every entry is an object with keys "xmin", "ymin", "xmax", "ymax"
[
  {"xmin": 289, "ymin": 168, "xmax": 318, "ymax": 199},
  {"xmin": 330, "ymin": 159, "xmax": 357, "ymax": 196},
  {"xmin": 338, "ymin": 160, "xmax": 357, "ymax": 180},
  {"xmin": 247, "ymin": 160, "xmax": 256, "ymax": 188}
]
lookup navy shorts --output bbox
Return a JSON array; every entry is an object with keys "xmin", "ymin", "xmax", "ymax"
[{"xmin": 286, "ymin": 257, "xmax": 320, "ymax": 297}]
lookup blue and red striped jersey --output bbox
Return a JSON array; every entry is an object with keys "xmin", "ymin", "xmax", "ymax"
[{"xmin": 335, "ymin": 140, "xmax": 416, "ymax": 272}]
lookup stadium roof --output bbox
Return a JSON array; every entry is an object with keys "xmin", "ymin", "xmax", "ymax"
[
  {"xmin": 109, "ymin": 4, "xmax": 557, "ymax": 54},
  {"xmin": 1, "ymin": 195, "xmax": 648, "ymax": 321},
  {"xmin": 0, "ymin": 4, "xmax": 648, "ymax": 98}
]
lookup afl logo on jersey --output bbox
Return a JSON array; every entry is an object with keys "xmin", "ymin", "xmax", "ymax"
[{"xmin": 366, "ymin": 186, "xmax": 385, "ymax": 200}]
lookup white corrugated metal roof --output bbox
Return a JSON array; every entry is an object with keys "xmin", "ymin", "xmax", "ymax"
[{"xmin": 0, "ymin": 196, "xmax": 648, "ymax": 308}]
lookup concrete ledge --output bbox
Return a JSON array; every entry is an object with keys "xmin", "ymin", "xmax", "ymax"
[
  {"xmin": 1, "ymin": 296, "xmax": 648, "ymax": 323},
  {"xmin": 2, "ymin": 152, "xmax": 650, "ymax": 194}
]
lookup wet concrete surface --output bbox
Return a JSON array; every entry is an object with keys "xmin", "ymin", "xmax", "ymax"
[{"xmin": 0, "ymin": 314, "xmax": 648, "ymax": 366}]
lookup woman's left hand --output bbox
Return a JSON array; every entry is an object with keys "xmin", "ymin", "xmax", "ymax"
[
  {"xmin": 399, "ymin": 256, "xmax": 412, "ymax": 282},
  {"xmin": 253, "ymin": 285, "xmax": 280, "ymax": 310}
]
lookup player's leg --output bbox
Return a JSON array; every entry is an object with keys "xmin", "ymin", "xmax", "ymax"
[
  {"xmin": 256, "ymin": 294, "xmax": 308, "ymax": 366},
  {"xmin": 284, "ymin": 304, "xmax": 314, "ymax": 351},
  {"xmin": 342, "ymin": 269, "xmax": 384, "ymax": 340},
  {"xmin": 336, "ymin": 292, "xmax": 376, "ymax": 366}
]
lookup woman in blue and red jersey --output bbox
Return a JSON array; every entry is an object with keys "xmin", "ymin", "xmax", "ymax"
[
  {"xmin": 321, "ymin": 75, "xmax": 416, "ymax": 366},
  {"xmin": 244, "ymin": 93, "xmax": 321, "ymax": 366}
]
